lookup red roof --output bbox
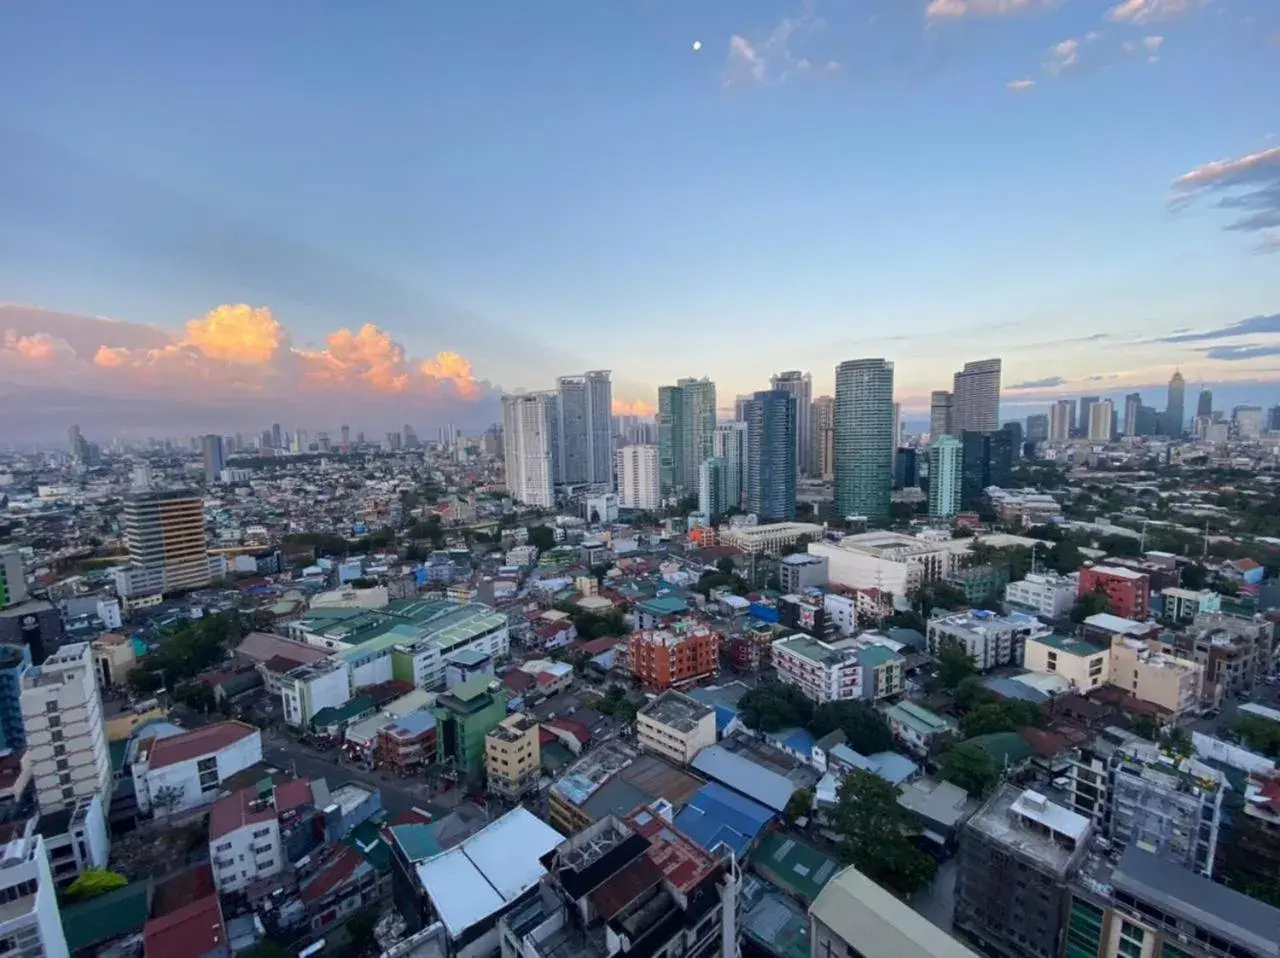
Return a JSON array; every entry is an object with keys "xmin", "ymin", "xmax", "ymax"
[
  {"xmin": 1237, "ymin": 558, "xmax": 1262, "ymax": 570},
  {"xmin": 502, "ymin": 669, "xmax": 535, "ymax": 693},
  {"xmin": 625, "ymin": 806, "xmax": 718, "ymax": 893},
  {"xmin": 299, "ymin": 844, "xmax": 363, "ymax": 903},
  {"xmin": 147, "ymin": 721, "xmax": 259, "ymax": 770},
  {"xmin": 543, "ymin": 717, "xmax": 591, "ymax": 745},
  {"xmin": 273, "ymin": 778, "xmax": 313, "ymax": 814},
  {"xmin": 151, "ymin": 865, "xmax": 215, "ymax": 919},
  {"xmin": 144, "ymin": 894, "xmax": 225, "ymax": 958},
  {"xmin": 209, "ymin": 786, "xmax": 277, "ymax": 840}
]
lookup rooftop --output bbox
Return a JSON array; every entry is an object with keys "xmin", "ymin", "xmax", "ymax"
[
  {"xmin": 1030, "ymin": 633, "xmax": 1108, "ymax": 657},
  {"xmin": 691, "ymin": 743, "xmax": 798, "ymax": 812},
  {"xmin": 143, "ymin": 721, "xmax": 258, "ymax": 770},
  {"xmin": 1087, "ymin": 564, "xmax": 1147, "ymax": 580},
  {"xmin": 966, "ymin": 785, "xmax": 1089, "ymax": 877},
  {"xmin": 639, "ymin": 690, "xmax": 714, "ymax": 733},
  {"xmin": 824, "ymin": 530, "xmax": 951, "ymax": 558},
  {"xmin": 884, "ymin": 701, "xmax": 956, "ymax": 736},
  {"xmin": 143, "ymin": 894, "xmax": 225, "ymax": 958},
  {"xmin": 209, "ymin": 785, "xmax": 278, "ymax": 840},
  {"xmin": 1083, "ymin": 612, "xmax": 1150, "ymax": 634}
]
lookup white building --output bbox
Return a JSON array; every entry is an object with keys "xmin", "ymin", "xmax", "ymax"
[
  {"xmin": 772, "ymin": 634, "xmax": 862, "ymax": 702},
  {"xmin": 20, "ymin": 643, "xmax": 112, "ymax": 813},
  {"xmin": 501, "ymin": 392, "xmax": 556, "ymax": 508},
  {"xmin": 132, "ymin": 721, "xmax": 263, "ymax": 816},
  {"xmin": 280, "ymin": 659, "xmax": 352, "ymax": 728},
  {"xmin": 808, "ymin": 531, "xmax": 954, "ymax": 595},
  {"xmin": 719, "ymin": 521, "xmax": 823, "ymax": 556},
  {"xmin": 0, "ymin": 821, "xmax": 70, "ymax": 958},
  {"xmin": 585, "ymin": 492, "xmax": 619, "ymax": 524},
  {"xmin": 926, "ymin": 610, "xmax": 1048, "ymax": 672},
  {"xmin": 95, "ymin": 598, "xmax": 122, "ymax": 631},
  {"xmin": 822, "ymin": 593, "xmax": 858, "ymax": 635},
  {"xmin": 209, "ymin": 786, "xmax": 285, "ymax": 893},
  {"xmin": 616, "ymin": 444, "xmax": 660, "ymax": 511},
  {"xmin": 636, "ymin": 691, "xmax": 716, "ymax": 765},
  {"xmin": 713, "ymin": 421, "xmax": 747, "ymax": 509},
  {"xmin": 42, "ymin": 796, "xmax": 110, "ymax": 886},
  {"xmin": 1161, "ymin": 586, "xmax": 1221, "ymax": 622},
  {"xmin": 1087, "ymin": 399, "xmax": 1114, "ymax": 442},
  {"xmin": 1004, "ymin": 571, "xmax": 1078, "ymax": 619},
  {"xmin": 1233, "ymin": 404, "xmax": 1263, "ymax": 440}
]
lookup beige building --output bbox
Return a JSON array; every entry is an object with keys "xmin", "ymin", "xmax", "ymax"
[
  {"xmin": 635, "ymin": 691, "xmax": 716, "ymax": 765},
  {"xmin": 485, "ymin": 712, "xmax": 541, "ymax": 800},
  {"xmin": 810, "ymin": 864, "xmax": 982, "ymax": 958},
  {"xmin": 1109, "ymin": 634, "xmax": 1204, "ymax": 715},
  {"xmin": 90, "ymin": 633, "xmax": 136, "ymax": 689},
  {"xmin": 1024, "ymin": 633, "xmax": 1110, "ymax": 692},
  {"xmin": 809, "ymin": 531, "xmax": 954, "ymax": 595},
  {"xmin": 720, "ymin": 521, "xmax": 824, "ymax": 556}
]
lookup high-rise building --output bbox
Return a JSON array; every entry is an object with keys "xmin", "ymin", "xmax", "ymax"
[
  {"xmin": 0, "ymin": 547, "xmax": 27, "ymax": 609},
  {"xmin": 1025, "ymin": 413, "xmax": 1049, "ymax": 443},
  {"xmin": 1077, "ymin": 396, "xmax": 1099, "ymax": 438},
  {"xmin": 1087, "ymin": 399, "xmax": 1114, "ymax": 442},
  {"xmin": 1135, "ymin": 404, "xmax": 1158, "ymax": 436},
  {"xmin": 894, "ymin": 446, "xmax": 918, "ymax": 489},
  {"xmin": 743, "ymin": 389, "xmax": 797, "ymax": 522},
  {"xmin": 554, "ymin": 371, "xmax": 613, "ymax": 487},
  {"xmin": 1269, "ymin": 404, "xmax": 1280, "ymax": 433},
  {"xmin": 1197, "ymin": 388, "xmax": 1213, "ymax": 418},
  {"xmin": 712, "ymin": 421, "xmax": 747, "ymax": 510},
  {"xmin": 1122, "ymin": 392, "xmax": 1142, "ymax": 436},
  {"xmin": 616, "ymin": 445, "xmax": 660, "ymax": 512},
  {"xmin": 1164, "ymin": 371, "xmax": 1186, "ymax": 436},
  {"xmin": 1049, "ymin": 399, "xmax": 1074, "ymax": 441},
  {"xmin": 656, "ymin": 377, "xmax": 716, "ymax": 495},
  {"xmin": 21, "ymin": 642, "xmax": 112, "ymax": 813},
  {"xmin": 960, "ymin": 430, "xmax": 1014, "ymax": 508},
  {"xmin": 340, "ymin": 424, "xmax": 351, "ymax": 452},
  {"xmin": 501, "ymin": 393, "xmax": 556, "ymax": 508},
  {"xmin": 770, "ymin": 370, "xmax": 812, "ymax": 476},
  {"xmin": 951, "ymin": 359, "xmax": 1001, "ymax": 433},
  {"xmin": 0, "ymin": 644, "xmax": 30, "ymax": 753},
  {"xmin": 812, "ymin": 396, "xmax": 835, "ymax": 479},
  {"xmin": 697, "ymin": 458, "xmax": 726, "ymax": 520},
  {"xmin": 200, "ymin": 434, "xmax": 224, "ymax": 484},
  {"xmin": 67, "ymin": 425, "xmax": 82, "ymax": 458},
  {"xmin": 271, "ymin": 422, "xmax": 281, "ymax": 449},
  {"xmin": 114, "ymin": 489, "xmax": 211, "ymax": 598},
  {"xmin": 1001, "ymin": 420, "xmax": 1023, "ymax": 460},
  {"xmin": 1233, "ymin": 404, "xmax": 1263, "ymax": 440},
  {"xmin": 834, "ymin": 359, "xmax": 895, "ymax": 521},
  {"xmin": 0, "ymin": 822, "xmax": 70, "ymax": 958},
  {"xmin": 928, "ymin": 435, "xmax": 962, "ymax": 519},
  {"xmin": 930, "ymin": 390, "xmax": 953, "ymax": 438}
]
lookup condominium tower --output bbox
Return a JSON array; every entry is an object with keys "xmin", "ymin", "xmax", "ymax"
[
  {"xmin": 811, "ymin": 396, "xmax": 835, "ymax": 479},
  {"xmin": 1049, "ymin": 399, "xmax": 1074, "ymax": 442},
  {"xmin": 770, "ymin": 370, "xmax": 812, "ymax": 476},
  {"xmin": 114, "ymin": 488, "xmax": 211, "ymax": 599},
  {"xmin": 555, "ymin": 371, "xmax": 613, "ymax": 487},
  {"xmin": 616, "ymin": 444, "xmax": 660, "ymax": 512},
  {"xmin": 501, "ymin": 392, "xmax": 557, "ymax": 508},
  {"xmin": 930, "ymin": 390, "xmax": 952, "ymax": 438},
  {"xmin": 201, "ymin": 434, "xmax": 224, "ymax": 484},
  {"xmin": 951, "ymin": 359, "xmax": 1002, "ymax": 433},
  {"xmin": 657, "ymin": 377, "xmax": 717, "ymax": 495},
  {"xmin": 833, "ymin": 359, "xmax": 895, "ymax": 521},
  {"xmin": 713, "ymin": 421, "xmax": 747, "ymax": 510},
  {"xmin": 743, "ymin": 389, "xmax": 797, "ymax": 522},
  {"xmin": 1165, "ymin": 370, "xmax": 1186, "ymax": 437},
  {"xmin": 928, "ymin": 435, "xmax": 962, "ymax": 519}
]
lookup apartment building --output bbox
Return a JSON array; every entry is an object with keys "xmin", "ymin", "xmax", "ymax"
[
  {"xmin": 209, "ymin": 785, "xmax": 284, "ymax": 893},
  {"xmin": 810, "ymin": 864, "xmax": 982, "ymax": 958},
  {"xmin": 883, "ymin": 701, "xmax": 958, "ymax": 757},
  {"xmin": 132, "ymin": 721, "xmax": 263, "ymax": 816},
  {"xmin": 808, "ymin": 531, "xmax": 954, "ymax": 595},
  {"xmin": 719, "ymin": 521, "xmax": 823, "ymax": 556},
  {"xmin": 113, "ymin": 488, "xmax": 212, "ymax": 599},
  {"xmin": 955, "ymin": 786, "xmax": 1092, "ymax": 958},
  {"xmin": 1161, "ymin": 587, "xmax": 1221, "ymax": 623},
  {"xmin": 772, "ymin": 635, "xmax": 862, "ymax": 702},
  {"xmin": 0, "ymin": 820, "xmax": 70, "ymax": 958},
  {"xmin": 20, "ymin": 643, "xmax": 111, "ymax": 813},
  {"xmin": 280, "ymin": 658, "xmax": 352, "ymax": 728},
  {"xmin": 1108, "ymin": 634, "xmax": 1204, "ymax": 716},
  {"xmin": 1004, "ymin": 571, "xmax": 1078, "ymax": 619},
  {"xmin": 1176, "ymin": 612, "xmax": 1276, "ymax": 697},
  {"xmin": 926, "ymin": 610, "xmax": 1046, "ymax": 672},
  {"xmin": 626, "ymin": 622, "xmax": 718, "ymax": 691},
  {"xmin": 1024, "ymin": 633, "xmax": 1110, "ymax": 692},
  {"xmin": 778, "ymin": 553, "xmax": 828, "ymax": 592},
  {"xmin": 1078, "ymin": 565, "xmax": 1151, "ymax": 620},
  {"xmin": 485, "ymin": 712, "xmax": 541, "ymax": 800},
  {"xmin": 636, "ymin": 691, "xmax": 716, "ymax": 765}
]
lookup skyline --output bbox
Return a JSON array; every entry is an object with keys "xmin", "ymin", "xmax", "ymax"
[{"xmin": 2, "ymin": 0, "xmax": 1279, "ymax": 438}]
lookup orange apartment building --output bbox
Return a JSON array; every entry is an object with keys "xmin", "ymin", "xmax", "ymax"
[{"xmin": 626, "ymin": 621, "xmax": 719, "ymax": 691}]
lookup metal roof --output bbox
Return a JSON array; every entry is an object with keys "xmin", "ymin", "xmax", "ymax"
[{"xmin": 691, "ymin": 745, "xmax": 797, "ymax": 812}]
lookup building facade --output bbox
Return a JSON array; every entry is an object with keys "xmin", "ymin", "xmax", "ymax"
[
  {"xmin": 812, "ymin": 395, "xmax": 835, "ymax": 480},
  {"xmin": 502, "ymin": 392, "xmax": 557, "ymax": 508},
  {"xmin": 627, "ymin": 623, "xmax": 718, "ymax": 691},
  {"xmin": 636, "ymin": 691, "xmax": 716, "ymax": 765},
  {"xmin": 713, "ymin": 421, "xmax": 747, "ymax": 510},
  {"xmin": 616, "ymin": 444, "xmax": 660, "ymax": 512},
  {"xmin": 1004, "ymin": 571, "xmax": 1078, "ymax": 619},
  {"xmin": 658, "ymin": 377, "xmax": 717, "ymax": 495},
  {"xmin": 927, "ymin": 610, "xmax": 1046, "ymax": 672},
  {"xmin": 808, "ymin": 531, "xmax": 953, "ymax": 595},
  {"xmin": 951, "ymin": 358, "xmax": 1002, "ymax": 434},
  {"xmin": 0, "ymin": 823, "xmax": 69, "ymax": 958},
  {"xmin": 834, "ymin": 358, "xmax": 895, "ymax": 521},
  {"xmin": 744, "ymin": 388, "xmax": 797, "ymax": 522},
  {"xmin": 772, "ymin": 635, "xmax": 862, "ymax": 702},
  {"xmin": 928, "ymin": 435, "xmax": 962, "ymax": 519},
  {"xmin": 114, "ymin": 488, "xmax": 211, "ymax": 598},
  {"xmin": 485, "ymin": 712, "xmax": 541, "ymax": 799},
  {"xmin": 1078, "ymin": 565, "xmax": 1151, "ymax": 620},
  {"xmin": 770, "ymin": 370, "xmax": 813, "ymax": 477}
]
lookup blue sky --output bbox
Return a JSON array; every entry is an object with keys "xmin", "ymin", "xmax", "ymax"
[{"xmin": 1, "ymin": 0, "xmax": 1278, "ymax": 433}]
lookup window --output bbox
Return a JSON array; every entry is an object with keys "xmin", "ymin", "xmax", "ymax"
[
  {"xmin": 61, "ymin": 787, "xmax": 75, "ymax": 800},
  {"xmin": 47, "ymin": 715, "xmax": 60, "ymax": 728},
  {"xmin": 215, "ymin": 842, "xmax": 232, "ymax": 852},
  {"xmin": 55, "ymin": 759, "xmax": 68, "ymax": 770},
  {"xmin": 45, "ymin": 701, "xmax": 58, "ymax": 714},
  {"xmin": 58, "ymin": 773, "xmax": 72, "ymax": 785}
]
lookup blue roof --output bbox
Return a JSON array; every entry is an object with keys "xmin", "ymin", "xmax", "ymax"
[
  {"xmin": 982, "ymin": 676, "xmax": 1049, "ymax": 704},
  {"xmin": 768, "ymin": 727, "xmax": 815, "ymax": 756},
  {"xmin": 691, "ymin": 745, "xmax": 798, "ymax": 812},
  {"xmin": 674, "ymin": 783, "xmax": 774, "ymax": 858}
]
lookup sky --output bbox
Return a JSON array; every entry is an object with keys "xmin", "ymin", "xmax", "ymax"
[{"xmin": 1, "ymin": 0, "xmax": 1278, "ymax": 440}]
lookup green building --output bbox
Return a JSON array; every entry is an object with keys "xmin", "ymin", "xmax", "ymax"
[
  {"xmin": 948, "ymin": 563, "xmax": 1011, "ymax": 607},
  {"xmin": 433, "ymin": 676, "xmax": 509, "ymax": 780}
]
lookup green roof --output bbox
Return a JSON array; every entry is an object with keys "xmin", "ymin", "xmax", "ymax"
[
  {"xmin": 856, "ymin": 644, "xmax": 901, "ymax": 668},
  {"xmin": 965, "ymin": 732, "xmax": 1035, "ymax": 767},
  {"xmin": 61, "ymin": 881, "xmax": 152, "ymax": 952},
  {"xmin": 109, "ymin": 738, "xmax": 130, "ymax": 773},
  {"xmin": 1032, "ymin": 633, "xmax": 1107, "ymax": 657},
  {"xmin": 345, "ymin": 818, "xmax": 392, "ymax": 872},
  {"xmin": 775, "ymin": 635, "xmax": 845, "ymax": 666},
  {"xmin": 638, "ymin": 595, "xmax": 689, "ymax": 615},
  {"xmin": 312, "ymin": 695, "xmax": 375, "ymax": 729},
  {"xmin": 449, "ymin": 675, "xmax": 498, "ymax": 703},
  {"xmin": 884, "ymin": 701, "xmax": 955, "ymax": 736},
  {"xmin": 750, "ymin": 832, "xmax": 841, "ymax": 905}
]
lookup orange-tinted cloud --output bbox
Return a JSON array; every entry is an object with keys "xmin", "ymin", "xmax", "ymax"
[
  {"xmin": 612, "ymin": 398, "xmax": 656, "ymax": 416},
  {"xmin": 181, "ymin": 304, "xmax": 285, "ymax": 363},
  {"xmin": 2, "ymin": 329, "xmax": 75, "ymax": 362},
  {"xmin": 420, "ymin": 351, "xmax": 480, "ymax": 398}
]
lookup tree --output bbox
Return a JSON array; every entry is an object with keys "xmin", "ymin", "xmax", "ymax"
[
  {"xmin": 1181, "ymin": 563, "xmax": 1209, "ymax": 591},
  {"xmin": 959, "ymin": 699, "xmax": 1043, "ymax": 738},
  {"xmin": 344, "ymin": 907, "xmax": 379, "ymax": 958},
  {"xmin": 939, "ymin": 744, "xmax": 1001, "ymax": 798},
  {"xmin": 65, "ymin": 868, "xmax": 127, "ymax": 901},
  {"xmin": 809, "ymin": 701, "xmax": 893, "ymax": 754},
  {"xmin": 239, "ymin": 944, "xmax": 293, "ymax": 958},
  {"xmin": 828, "ymin": 770, "xmax": 937, "ymax": 896},
  {"xmin": 784, "ymin": 787, "xmax": 814, "ymax": 825},
  {"xmin": 738, "ymin": 682, "xmax": 814, "ymax": 733},
  {"xmin": 1230, "ymin": 716, "xmax": 1280, "ymax": 757},
  {"xmin": 936, "ymin": 643, "xmax": 976, "ymax": 690},
  {"xmin": 1071, "ymin": 591, "xmax": 1111, "ymax": 623},
  {"xmin": 1165, "ymin": 725, "xmax": 1193, "ymax": 758},
  {"xmin": 1129, "ymin": 713, "xmax": 1161, "ymax": 742},
  {"xmin": 953, "ymin": 675, "xmax": 994, "ymax": 712},
  {"xmin": 151, "ymin": 784, "xmax": 185, "ymax": 815},
  {"xmin": 1046, "ymin": 541, "xmax": 1084, "ymax": 574},
  {"xmin": 716, "ymin": 556, "xmax": 736, "ymax": 576},
  {"xmin": 527, "ymin": 525, "xmax": 556, "ymax": 552}
]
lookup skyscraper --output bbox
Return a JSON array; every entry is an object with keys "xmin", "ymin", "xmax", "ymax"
[
  {"xmin": 201, "ymin": 434, "xmax": 224, "ymax": 484},
  {"xmin": 1164, "ymin": 371, "xmax": 1186, "ymax": 437},
  {"xmin": 770, "ymin": 370, "xmax": 812, "ymax": 477},
  {"xmin": 1088, "ymin": 400, "xmax": 1114, "ymax": 442},
  {"xmin": 501, "ymin": 392, "xmax": 556, "ymax": 508},
  {"xmin": 271, "ymin": 422, "xmax": 282, "ymax": 449},
  {"xmin": 698, "ymin": 458, "xmax": 726, "ymax": 520},
  {"xmin": 114, "ymin": 488, "xmax": 211, "ymax": 599},
  {"xmin": 656, "ymin": 377, "xmax": 716, "ymax": 495},
  {"xmin": 960, "ymin": 430, "xmax": 1013, "ymax": 508},
  {"xmin": 340, "ymin": 424, "xmax": 351, "ymax": 452},
  {"xmin": 1122, "ymin": 393, "xmax": 1142, "ymax": 437},
  {"xmin": 1197, "ymin": 389, "xmax": 1213, "ymax": 418},
  {"xmin": 951, "ymin": 359, "xmax": 1002, "ymax": 433},
  {"xmin": 616, "ymin": 445, "xmax": 660, "ymax": 511},
  {"xmin": 1025, "ymin": 413, "xmax": 1049, "ymax": 443},
  {"xmin": 1077, "ymin": 397, "xmax": 1099, "ymax": 438},
  {"xmin": 930, "ymin": 391, "xmax": 953, "ymax": 438},
  {"xmin": 834, "ymin": 359, "xmax": 894, "ymax": 521},
  {"xmin": 1049, "ymin": 400, "xmax": 1074, "ymax": 441},
  {"xmin": 554, "ymin": 370, "xmax": 614, "ymax": 488},
  {"xmin": 811, "ymin": 396, "xmax": 835, "ymax": 479},
  {"xmin": 744, "ymin": 389, "xmax": 797, "ymax": 522},
  {"xmin": 928, "ymin": 436, "xmax": 962, "ymax": 519},
  {"xmin": 713, "ymin": 421, "xmax": 747, "ymax": 510}
]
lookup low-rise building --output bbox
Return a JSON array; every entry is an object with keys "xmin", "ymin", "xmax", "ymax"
[
  {"xmin": 1078, "ymin": 565, "xmax": 1152, "ymax": 620},
  {"xmin": 1108, "ymin": 633, "xmax": 1204, "ymax": 715},
  {"xmin": 0, "ymin": 819, "xmax": 70, "ymax": 958},
  {"xmin": 548, "ymin": 741, "xmax": 703, "ymax": 835},
  {"xmin": 377, "ymin": 710, "xmax": 438, "ymax": 772},
  {"xmin": 772, "ymin": 634, "xmax": 862, "ymax": 702},
  {"xmin": 857, "ymin": 643, "xmax": 906, "ymax": 701},
  {"xmin": 279, "ymin": 658, "xmax": 351, "ymax": 729},
  {"xmin": 1003, "ymin": 571, "xmax": 1077, "ymax": 620},
  {"xmin": 1160, "ymin": 586, "xmax": 1221, "ymax": 622},
  {"xmin": 636, "ymin": 691, "xmax": 716, "ymax": 765},
  {"xmin": 720, "ymin": 521, "xmax": 823, "ymax": 556},
  {"xmin": 132, "ymin": 721, "xmax": 262, "ymax": 816},
  {"xmin": 926, "ymin": 609, "xmax": 1046, "ymax": 672},
  {"xmin": 883, "ymin": 701, "xmax": 957, "ymax": 757},
  {"xmin": 209, "ymin": 785, "xmax": 284, "ymax": 894},
  {"xmin": 626, "ymin": 621, "xmax": 718, "ymax": 691},
  {"xmin": 778, "ymin": 553, "xmax": 828, "ymax": 592},
  {"xmin": 948, "ymin": 564, "xmax": 1011, "ymax": 607},
  {"xmin": 433, "ymin": 676, "xmax": 509, "ymax": 780},
  {"xmin": 808, "ymin": 531, "xmax": 954, "ymax": 595},
  {"xmin": 1023, "ymin": 633, "xmax": 1109, "ymax": 692},
  {"xmin": 485, "ymin": 712, "xmax": 540, "ymax": 800}
]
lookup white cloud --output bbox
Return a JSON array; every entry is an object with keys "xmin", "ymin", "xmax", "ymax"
[
  {"xmin": 926, "ymin": 0, "xmax": 1040, "ymax": 19},
  {"xmin": 1106, "ymin": 0, "xmax": 1201, "ymax": 24},
  {"xmin": 725, "ymin": 3, "xmax": 838, "ymax": 87},
  {"xmin": 1007, "ymin": 78, "xmax": 1037, "ymax": 91},
  {"xmin": 1045, "ymin": 38, "xmax": 1080, "ymax": 73},
  {"xmin": 1170, "ymin": 146, "xmax": 1280, "ymax": 238}
]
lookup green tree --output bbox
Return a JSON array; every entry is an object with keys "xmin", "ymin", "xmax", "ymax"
[
  {"xmin": 1071, "ymin": 591, "xmax": 1111, "ymax": 623},
  {"xmin": 716, "ymin": 556, "xmax": 736, "ymax": 576},
  {"xmin": 953, "ymin": 675, "xmax": 994, "ymax": 712},
  {"xmin": 784, "ymin": 787, "xmax": 814, "ymax": 825},
  {"xmin": 65, "ymin": 868, "xmax": 128, "ymax": 901},
  {"xmin": 828, "ymin": 770, "xmax": 937, "ymax": 896},
  {"xmin": 1230, "ymin": 716, "xmax": 1280, "ymax": 757},
  {"xmin": 1181, "ymin": 563, "xmax": 1209, "ymax": 591},
  {"xmin": 527, "ymin": 525, "xmax": 556, "ymax": 552},
  {"xmin": 738, "ymin": 682, "xmax": 815, "ymax": 733},
  {"xmin": 344, "ymin": 908, "xmax": 379, "ymax": 957},
  {"xmin": 959, "ymin": 699, "xmax": 1043, "ymax": 738},
  {"xmin": 1046, "ymin": 541, "xmax": 1084, "ymax": 574},
  {"xmin": 239, "ymin": 944, "xmax": 293, "ymax": 958},
  {"xmin": 809, "ymin": 701, "xmax": 893, "ymax": 754},
  {"xmin": 939, "ymin": 744, "xmax": 1001, "ymax": 798},
  {"xmin": 1129, "ymin": 713, "xmax": 1161, "ymax": 742},
  {"xmin": 936, "ymin": 643, "xmax": 976, "ymax": 690},
  {"xmin": 1165, "ymin": 726, "xmax": 1193, "ymax": 758}
]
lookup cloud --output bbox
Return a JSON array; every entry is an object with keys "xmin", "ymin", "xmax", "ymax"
[
  {"xmin": 1255, "ymin": 234, "xmax": 1280, "ymax": 254},
  {"xmin": 725, "ymin": 2, "xmax": 838, "ymax": 87},
  {"xmin": 1045, "ymin": 38, "xmax": 1080, "ymax": 73},
  {"xmin": 926, "ymin": 0, "xmax": 1041, "ymax": 19},
  {"xmin": 1106, "ymin": 0, "xmax": 1201, "ymax": 24},
  {"xmin": 1160, "ymin": 312, "xmax": 1280, "ymax": 343},
  {"xmin": 1007, "ymin": 78, "xmax": 1037, "ymax": 92},
  {"xmin": 0, "ymin": 303, "xmax": 493, "ymax": 436},
  {"xmin": 1171, "ymin": 146, "xmax": 1280, "ymax": 237},
  {"xmin": 1202, "ymin": 343, "xmax": 1280, "ymax": 361},
  {"xmin": 1010, "ymin": 376, "xmax": 1066, "ymax": 389},
  {"xmin": 612, "ymin": 399, "xmax": 656, "ymax": 417}
]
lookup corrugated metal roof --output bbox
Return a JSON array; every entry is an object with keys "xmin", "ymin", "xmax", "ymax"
[{"xmin": 691, "ymin": 745, "xmax": 797, "ymax": 812}]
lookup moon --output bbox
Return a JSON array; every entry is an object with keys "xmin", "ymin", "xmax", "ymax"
[{"xmin": 692, "ymin": 40, "xmax": 702, "ymax": 51}]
